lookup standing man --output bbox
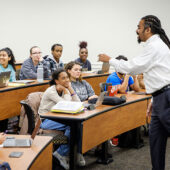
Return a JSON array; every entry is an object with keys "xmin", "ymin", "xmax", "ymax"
[{"xmin": 98, "ymin": 15, "xmax": 170, "ymax": 170}]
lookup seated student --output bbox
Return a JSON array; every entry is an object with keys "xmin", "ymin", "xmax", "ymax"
[
  {"xmin": 0, "ymin": 133, "xmax": 6, "ymax": 144},
  {"xmin": 106, "ymin": 55, "xmax": 140, "ymax": 93},
  {"xmin": 20, "ymin": 46, "xmax": 49, "ymax": 80},
  {"xmin": 44, "ymin": 44, "xmax": 64, "ymax": 75},
  {"xmin": 39, "ymin": 69, "xmax": 85, "ymax": 170},
  {"xmin": 0, "ymin": 47, "xmax": 16, "ymax": 82},
  {"xmin": 75, "ymin": 41, "xmax": 92, "ymax": 71},
  {"xmin": 65, "ymin": 61, "xmax": 97, "ymax": 101},
  {"xmin": 137, "ymin": 73, "xmax": 145, "ymax": 89}
]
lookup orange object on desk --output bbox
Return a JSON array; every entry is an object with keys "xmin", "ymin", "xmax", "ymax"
[{"xmin": 108, "ymin": 85, "xmax": 119, "ymax": 96}]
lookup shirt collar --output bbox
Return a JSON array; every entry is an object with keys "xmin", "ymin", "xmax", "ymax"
[
  {"xmin": 48, "ymin": 54, "xmax": 61, "ymax": 64},
  {"xmin": 144, "ymin": 34, "xmax": 160, "ymax": 46}
]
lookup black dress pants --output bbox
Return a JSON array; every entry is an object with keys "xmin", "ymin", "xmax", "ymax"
[{"xmin": 150, "ymin": 89, "xmax": 170, "ymax": 170}]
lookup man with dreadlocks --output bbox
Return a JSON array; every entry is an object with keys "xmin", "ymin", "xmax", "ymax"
[{"xmin": 98, "ymin": 15, "xmax": 170, "ymax": 170}]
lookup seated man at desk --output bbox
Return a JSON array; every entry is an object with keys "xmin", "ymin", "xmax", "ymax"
[
  {"xmin": 44, "ymin": 43, "xmax": 64, "ymax": 75},
  {"xmin": 106, "ymin": 55, "xmax": 140, "ymax": 93},
  {"xmin": 138, "ymin": 73, "xmax": 145, "ymax": 89},
  {"xmin": 107, "ymin": 55, "xmax": 141, "ymax": 147},
  {"xmin": 20, "ymin": 46, "xmax": 49, "ymax": 80}
]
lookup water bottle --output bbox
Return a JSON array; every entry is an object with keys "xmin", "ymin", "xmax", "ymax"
[{"xmin": 37, "ymin": 64, "xmax": 44, "ymax": 82}]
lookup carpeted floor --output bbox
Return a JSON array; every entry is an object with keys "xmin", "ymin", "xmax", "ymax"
[{"xmin": 53, "ymin": 131, "xmax": 170, "ymax": 170}]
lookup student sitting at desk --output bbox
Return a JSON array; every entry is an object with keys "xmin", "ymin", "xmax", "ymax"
[
  {"xmin": 65, "ymin": 61, "xmax": 98, "ymax": 101},
  {"xmin": 44, "ymin": 43, "xmax": 64, "ymax": 75},
  {"xmin": 0, "ymin": 47, "xmax": 16, "ymax": 82},
  {"xmin": 137, "ymin": 73, "xmax": 145, "ymax": 89},
  {"xmin": 20, "ymin": 46, "xmax": 49, "ymax": 80},
  {"xmin": 106, "ymin": 55, "xmax": 140, "ymax": 93},
  {"xmin": 39, "ymin": 69, "xmax": 85, "ymax": 170},
  {"xmin": 75, "ymin": 41, "xmax": 92, "ymax": 71}
]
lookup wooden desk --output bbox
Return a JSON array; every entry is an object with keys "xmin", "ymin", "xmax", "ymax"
[
  {"xmin": 15, "ymin": 62, "xmax": 23, "ymax": 70},
  {"xmin": 39, "ymin": 93, "xmax": 151, "ymax": 170},
  {"xmin": 82, "ymin": 72, "xmax": 109, "ymax": 95},
  {"xmin": 0, "ymin": 73, "xmax": 109, "ymax": 120},
  {"xmin": 0, "ymin": 135, "xmax": 53, "ymax": 170},
  {"xmin": 0, "ymin": 81, "xmax": 49, "ymax": 120}
]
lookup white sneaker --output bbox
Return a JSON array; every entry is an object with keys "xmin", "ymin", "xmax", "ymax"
[
  {"xmin": 77, "ymin": 153, "xmax": 86, "ymax": 166},
  {"xmin": 53, "ymin": 151, "xmax": 69, "ymax": 170}
]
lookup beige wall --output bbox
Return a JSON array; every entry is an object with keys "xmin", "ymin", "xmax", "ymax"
[{"xmin": 0, "ymin": 0, "xmax": 169, "ymax": 66}]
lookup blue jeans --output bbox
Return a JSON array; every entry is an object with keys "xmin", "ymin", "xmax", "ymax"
[{"xmin": 40, "ymin": 119, "xmax": 70, "ymax": 156}]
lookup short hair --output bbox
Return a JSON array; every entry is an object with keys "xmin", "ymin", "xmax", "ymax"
[
  {"xmin": 30, "ymin": 46, "xmax": 39, "ymax": 54},
  {"xmin": 115, "ymin": 55, "xmax": 128, "ymax": 61},
  {"xmin": 49, "ymin": 68, "xmax": 66, "ymax": 86},
  {"xmin": 51, "ymin": 44, "xmax": 63, "ymax": 51}
]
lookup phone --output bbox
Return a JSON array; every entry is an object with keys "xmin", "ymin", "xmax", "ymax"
[{"xmin": 9, "ymin": 152, "xmax": 23, "ymax": 158}]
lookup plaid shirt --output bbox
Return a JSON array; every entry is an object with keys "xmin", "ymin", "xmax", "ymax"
[{"xmin": 44, "ymin": 55, "xmax": 64, "ymax": 75}]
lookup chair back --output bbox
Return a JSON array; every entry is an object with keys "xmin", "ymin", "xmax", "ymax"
[{"xmin": 19, "ymin": 92, "xmax": 43, "ymax": 134}]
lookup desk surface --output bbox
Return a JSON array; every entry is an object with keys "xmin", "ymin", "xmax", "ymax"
[
  {"xmin": 39, "ymin": 93, "xmax": 151, "ymax": 169},
  {"xmin": 0, "ymin": 135, "xmax": 53, "ymax": 170},
  {"xmin": 0, "ymin": 73, "xmax": 109, "ymax": 120},
  {"xmin": 40, "ymin": 93, "xmax": 151, "ymax": 121}
]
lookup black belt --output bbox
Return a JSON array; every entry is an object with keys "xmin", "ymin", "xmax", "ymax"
[{"xmin": 152, "ymin": 84, "xmax": 170, "ymax": 97}]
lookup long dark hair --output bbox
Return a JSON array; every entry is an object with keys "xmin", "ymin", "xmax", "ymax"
[
  {"xmin": 49, "ymin": 68, "xmax": 66, "ymax": 86},
  {"xmin": 0, "ymin": 47, "xmax": 16, "ymax": 71},
  {"xmin": 142, "ymin": 15, "xmax": 170, "ymax": 49}
]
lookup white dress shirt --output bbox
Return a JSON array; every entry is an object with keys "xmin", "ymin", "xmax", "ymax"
[{"xmin": 109, "ymin": 34, "xmax": 170, "ymax": 94}]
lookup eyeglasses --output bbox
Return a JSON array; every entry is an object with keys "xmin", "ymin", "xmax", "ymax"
[{"xmin": 32, "ymin": 52, "xmax": 42, "ymax": 55}]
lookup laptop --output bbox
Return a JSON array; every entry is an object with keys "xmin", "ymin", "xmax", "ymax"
[
  {"xmin": 0, "ymin": 71, "xmax": 11, "ymax": 88},
  {"xmin": 84, "ymin": 91, "xmax": 106, "ymax": 110},
  {"xmin": 3, "ymin": 118, "xmax": 41, "ymax": 148}
]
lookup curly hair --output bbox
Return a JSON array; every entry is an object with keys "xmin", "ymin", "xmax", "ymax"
[{"xmin": 79, "ymin": 41, "xmax": 87, "ymax": 49}]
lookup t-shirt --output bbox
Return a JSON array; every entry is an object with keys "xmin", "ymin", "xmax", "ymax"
[
  {"xmin": 71, "ymin": 80, "xmax": 95, "ymax": 101},
  {"xmin": 75, "ymin": 58, "xmax": 91, "ymax": 71},
  {"xmin": 106, "ymin": 72, "xmax": 134, "ymax": 91},
  {"xmin": 0, "ymin": 64, "xmax": 16, "ymax": 82}
]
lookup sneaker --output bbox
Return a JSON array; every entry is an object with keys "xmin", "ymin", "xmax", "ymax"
[
  {"xmin": 77, "ymin": 153, "xmax": 86, "ymax": 166},
  {"xmin": 53, "ymin": 151, "xmax": 69, "ymax": 170}
]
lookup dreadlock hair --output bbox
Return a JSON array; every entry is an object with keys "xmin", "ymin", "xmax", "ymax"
[
  {"xmin": 142, "ymin": 15, "xmax": 170, "ymax": 49},
  {"xmin": 0, "ymin": 47, "xmax": 16, "ymax": 71}
]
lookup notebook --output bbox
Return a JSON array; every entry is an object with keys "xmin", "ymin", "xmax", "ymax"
[
  {"xmin": 3, "ymin": 118, "xmax": 41, "ymax": 148},
  {"xmin": 13, "ymin": 80, "xmax": 35, "ymax": 84},
  {"xmin": 0, "ymin": 71, "xmax": 11, "ymax": 88},
  {"xmin": 51, "ymin": 101, "xmax": 84, "ymax": 114}
]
